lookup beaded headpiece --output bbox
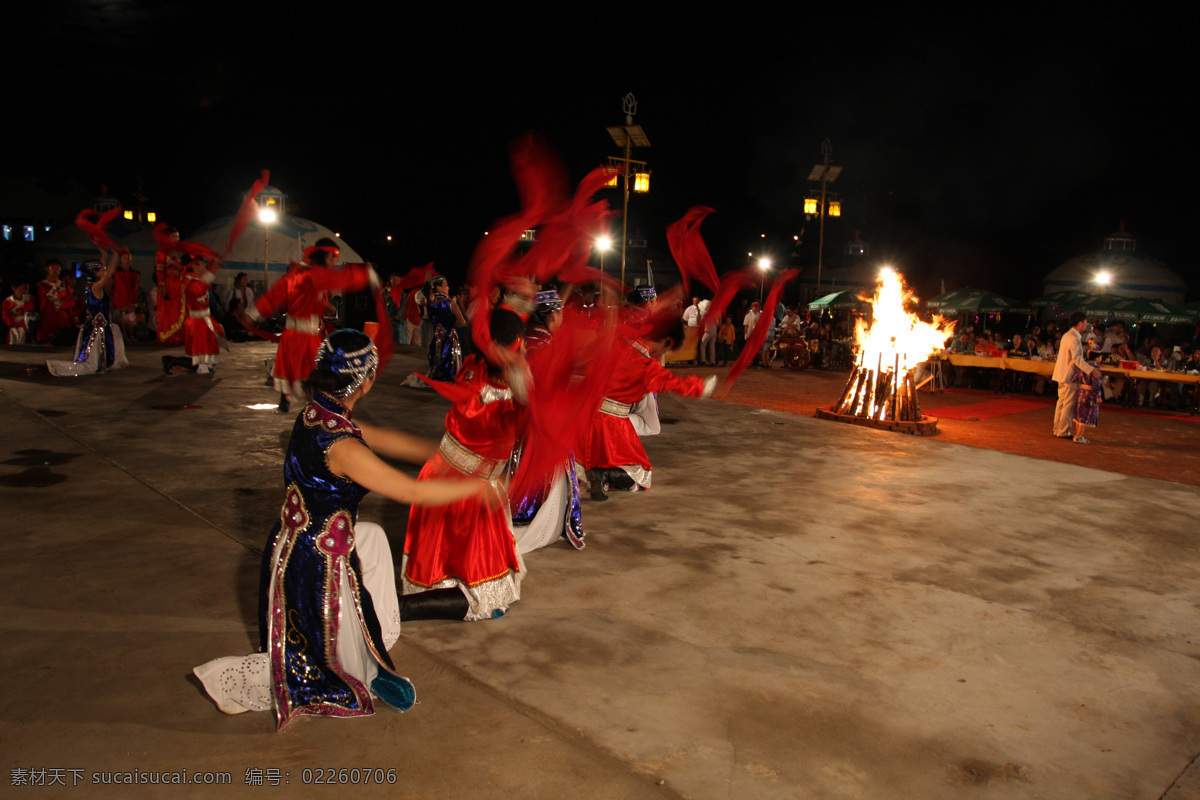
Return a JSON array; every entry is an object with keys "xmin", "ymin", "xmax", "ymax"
[
  {"xmin": 314, "ymin": 330, "xmax": 379, "ymax": 398},
  {"xmin": 638, "ymin": 286, "xmax": 657, "ymax": 301},
  {"xmin": 534, "ymin": 289, "xmax": 563, "ymax": 318}
]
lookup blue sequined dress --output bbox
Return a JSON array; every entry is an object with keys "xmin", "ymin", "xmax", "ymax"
[
  {"xmin": 194, "ymin": 392, "xmax": 409, "ymax": 729},
  {"xmin": 427, "ymin": 294, "xmax": 461, "ymax": 382},
  {"xmin": 46, "ymin": 287, "xmax": 128, "ymax": 377}
]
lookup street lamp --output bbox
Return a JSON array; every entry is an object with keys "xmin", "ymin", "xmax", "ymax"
[
  {"xmin": 596, "ymin": 235, "xmax": 612, "ymax": 274},
  {"xmin": 256, "ymin": 186, "xmax": 284, "ymax": 288},
  {"xmin": 806, "ymin": 138, "xmax": 843, "ymax": 299},
  {"xmin": 605, "ymin": 92, "xmax": 651, "ymax": 290},
  {"xmin": 758, "ymin": 257, "xmax": 772, "ymax": 303}
]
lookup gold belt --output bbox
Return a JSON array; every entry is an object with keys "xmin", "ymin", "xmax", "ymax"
[
  {"xmin": 600, "ymin": 398, "xmax": 633, "ymax": 418},
  {"xmin": 438, "ymin": 432, "xmax": 507, "ymax": 480}
]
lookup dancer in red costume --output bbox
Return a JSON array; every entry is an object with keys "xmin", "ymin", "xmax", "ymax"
[
  {"xmin": 400, "ymin": 308, "xmax": 529, "ymax": 622},
  {"xmin": 582, "ymin": 304, "xmax": 716, "ymax": 501},
  {"xmin": 247, "ymin": 238, "xmax": 377, "ymax": 412},
  {"xmin": 183, "ymin": 257, "xmax": 224, "ymax": 372},
  {"xmin": 3, "ymin": 280, "xmax": 37, "ymax": 345},
  {"xmin": 36, "ymin": 260, "xmax": 73, "ymax": 344},
  {"xmin": 155, "ymin": 228, "xmax": 187, "ymax": 345}
]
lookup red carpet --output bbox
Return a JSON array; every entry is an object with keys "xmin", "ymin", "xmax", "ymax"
[{"xmin": 933, "ymin": 398, "xmax": 1050, "ymax": 420}]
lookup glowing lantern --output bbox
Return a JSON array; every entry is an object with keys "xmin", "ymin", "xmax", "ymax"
[
  {"xmin": 804, "ymin": 197, "xmax": 818, "ymax": 215},
  {"xmin": 123, "ymin": 210, "xmax": 133, "ymax": 220},
  {"xmin": 633, "ymin": 171, "xmax": 651, "ymax": 193},
  {"xmin": 146, "ymin": 212, "xmax": 157, "ymax": 223},
  {"xmin": 829, "ymin": 201, "xmax": 841, "ymax": 217}
]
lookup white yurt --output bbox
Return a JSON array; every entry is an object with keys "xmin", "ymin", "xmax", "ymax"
[
  {"xmin": 186, "ymin": 186, "xmax": 363, "ymax": 298},
  {"xmin": 1043, "ymin": 226, "xmax": 1187, "ymax": 304}
]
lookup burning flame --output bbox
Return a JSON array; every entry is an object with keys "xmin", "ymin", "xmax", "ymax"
[{"xmin": 854, "ymin": 267, "xmax": 954, "ymax": 375}]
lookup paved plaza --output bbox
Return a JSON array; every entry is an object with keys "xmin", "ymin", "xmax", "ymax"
[{"xmin": 3, "ymin": 341, "xmax": 1200, "ymax": 799}]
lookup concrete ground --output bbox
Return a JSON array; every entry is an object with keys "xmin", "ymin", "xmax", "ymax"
[{"xmin": 3, "ymin": 340, "xmax": 1200, "ymax": 799}]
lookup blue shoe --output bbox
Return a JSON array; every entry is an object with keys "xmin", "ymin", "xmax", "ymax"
[
  {"xmin": 371, "ymin": 672, "xmax": 416, "ymax": 712},
  {"xmin": 491, "ymin": 608, "xmax": 507, "ymax": 619}
]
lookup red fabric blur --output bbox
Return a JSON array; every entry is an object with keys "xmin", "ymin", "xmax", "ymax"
[
  {"xmin": 223, "ymin": 170, "xmax": 270, "ymax": 258},
  {"xmin": 74, "ymin": 207, "xmax": 123, "ymax": 252},
  {"xmin": 666, "ymin": 206, "xmax": 720, "ymax": 295},
  {"xmin": 725, "ymin": 268, "xmax": 799, "ymax": 386}
]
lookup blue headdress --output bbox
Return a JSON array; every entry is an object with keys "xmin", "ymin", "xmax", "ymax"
[
  {"xmin": 314, "ymin": 330, "xmax": 379, "ymax": 398},
  {"xmin": 533, "ymin": 288, "xmax": 563, "ymax": 320},
  {"xmin": 637, "ymin": 286, "xmax": 657, "ymax": 301}
]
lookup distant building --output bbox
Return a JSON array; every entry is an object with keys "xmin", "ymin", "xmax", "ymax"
[{"xmin": 1043, "ymin": 226, "xmax": 1187, "ymax": 304}]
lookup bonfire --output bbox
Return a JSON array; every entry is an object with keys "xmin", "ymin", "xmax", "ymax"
[{"xmin": 816, "ymin": 268, "xmax": 954, "ymax": 434}]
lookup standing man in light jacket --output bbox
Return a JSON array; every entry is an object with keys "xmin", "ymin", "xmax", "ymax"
[{"xmin": 1051, "ymin": 311, "xmax": 1099, "ymax": 438}]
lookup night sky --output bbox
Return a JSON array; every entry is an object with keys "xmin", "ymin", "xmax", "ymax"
[{"xmin": 6, "ymin": 3, "xmax": 1194, "ymax": 299}]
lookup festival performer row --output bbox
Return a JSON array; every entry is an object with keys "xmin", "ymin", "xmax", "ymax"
[
  {"xmin": 46, "ymin": 251, "xmax": 129, "ymax": 377},
  {"xmin": 195, "ymin": 329, "xmax": 496, "ymax": 728},
  {"xmin": 36, "ymin": 260, "xmax": 74, "ymax": 344},
  {"xmin": 3, "ymin": 280, "xmax": 37, "ymax": 345},
  {"xmin": 247, "ymin": 238, "xmax": 377, "ymax": 412}
]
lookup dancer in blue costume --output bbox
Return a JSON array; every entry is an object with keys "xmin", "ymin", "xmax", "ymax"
[
  {"xmin": 46, "ymin": 251, "xmax": 128, "ymax": 377},
  {"xmin": 511, "ymin": 289, "xmax": 585, "ymax": 552},
  {"xmin": 426, "ymin": 276, "xmax": 465, "ymax": 382},
  {"xmin": 196, "ymin": 330, "xmax": 491, "ymax": 730}
]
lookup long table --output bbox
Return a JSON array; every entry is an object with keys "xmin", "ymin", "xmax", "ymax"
[{"xmin": 939, "ymin": 353, "xmax": 1200, "ymax": 385}]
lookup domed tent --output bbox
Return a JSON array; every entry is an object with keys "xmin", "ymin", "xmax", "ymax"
[
  {"xmin": 186, "ymin": 186, "xmax": 363, "ymax": 295},
  {"xmin": 1043, "ymin": 226, "xmax": 1187, "ymax": 305}
]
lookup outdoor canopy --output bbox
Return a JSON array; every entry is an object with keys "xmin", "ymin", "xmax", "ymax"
[{"xmin": 807, "ymin": 291, "xmax": 870, "ymax": 312}]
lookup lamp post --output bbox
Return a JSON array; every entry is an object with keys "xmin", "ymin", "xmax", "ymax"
[
  {"xmin": 758, "ymin": 257, "xmax": 772, "ymax": 303},
  {"xmin": 596, "ymin": 235, "xmax": 612, "ymax": 275},
  {"xmin": 256, "ymin": 186, "xmax": 284, "ymax": 289},
  {"xmin": 606, "ymin": 92, "xmax": 651, "ymax": 290},
  {"xmin": 806, "ymin": 138, "xmax": 843, "ymax": 299}
]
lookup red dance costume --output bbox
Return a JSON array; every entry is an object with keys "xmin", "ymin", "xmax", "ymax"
[
  {"xmin": 183, "ymin": 266, "xmax": 224, "ymax": 367},
  {"xmin": 251, "ymin": 263, "xmax": 371, "ymax": 398},
  {"xmin": 403, "ymin": 364, "xmax": 526, "ymax": 621},
  {"xmin": 581, "ymin": 338, "xmax": 708, "ymax": 489},
  {"xmin": 36, "ymin": 278, "xmax": 73, "ymax": 344},
  {"xmin": 3, "ymin": 293, "xmax": 36, "ymax": 344},
  {"xmin": 156, "ymin": 251, "xmax": 186, "ymax": 345}
]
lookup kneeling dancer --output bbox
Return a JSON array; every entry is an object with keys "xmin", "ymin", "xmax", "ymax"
[
  {"xmin": 195, "ymin": 330, "xmax": 489, "ymax": 729},
  {"xmin": 401, "ymin": 309, "xmax": 528, "ymax": 621}
]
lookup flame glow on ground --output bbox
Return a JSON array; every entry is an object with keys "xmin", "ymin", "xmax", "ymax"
[{"xmin": 854, "ymin": 268, "xmax": 955, "ymax": 374}]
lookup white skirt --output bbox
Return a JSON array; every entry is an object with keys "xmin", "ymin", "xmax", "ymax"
[
  {"xmin": 46, "ymin": 324, "xmax": 127, "ymax": 377},
  {"xmin": 194, "ymin": 522, "xmax": 401, "ymax": 715}
]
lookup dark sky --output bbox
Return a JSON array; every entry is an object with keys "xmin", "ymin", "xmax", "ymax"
[{"xmin": 6, "ymin": 3, "xmax": 1195, "ymax": 298}]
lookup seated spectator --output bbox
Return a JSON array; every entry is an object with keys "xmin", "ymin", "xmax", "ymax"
[{"xmin": 1136, "ymin": 345, "xmax": 1170, "ymax": 407}]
